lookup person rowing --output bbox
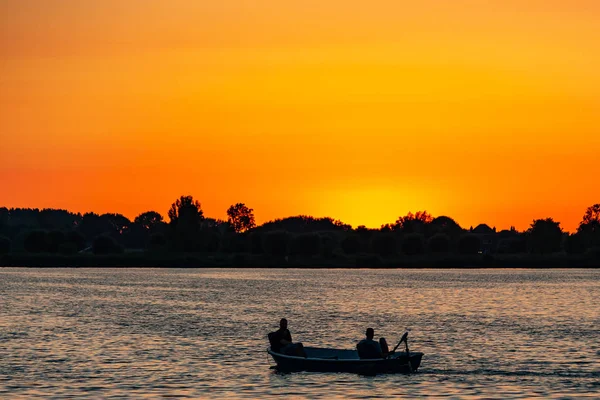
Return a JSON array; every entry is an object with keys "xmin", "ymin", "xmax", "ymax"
[{"xmin": 356, "ymin": 327, "xmax": 389, "ymax": 359}]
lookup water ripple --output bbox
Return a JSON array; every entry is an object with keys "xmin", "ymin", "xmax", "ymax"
[{"xmin": 0, "ymin": 268, "xmax": 599, "ymax": 398}]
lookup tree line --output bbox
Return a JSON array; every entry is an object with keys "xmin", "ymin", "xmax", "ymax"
[{"xmin": 1, "ymin": 197, "xmax": 599, "ymax": 259}]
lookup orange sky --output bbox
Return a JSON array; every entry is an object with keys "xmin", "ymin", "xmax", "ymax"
[{"xmin": 1, "ymin": 0, "xmax": 599, "ymax": 231}]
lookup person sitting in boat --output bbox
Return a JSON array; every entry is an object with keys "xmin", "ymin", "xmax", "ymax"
[
  {"xmin": 268, "ymin": 318, "xmax": 306, "ymax": 357},
  {"xmin": 357, "ymin": 327, "xmax": 384, "ymax": 359}
]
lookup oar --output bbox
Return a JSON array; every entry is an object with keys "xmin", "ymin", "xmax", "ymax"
[
  {"xmin": 391, "ymin": 332, "xmax": 409, "ymax": 354},
  {"xmin": 389, "ymin": 331, "xmax": 413, "ymax": 372},
  {"xmin": 403, "ymin": 333, "xmax": 413, "ymax": 373}
]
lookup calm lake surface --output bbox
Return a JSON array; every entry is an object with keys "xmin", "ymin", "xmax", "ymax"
[{"xmin": 0, "ymin": 268, "xmax": 599, "ymax": 399}]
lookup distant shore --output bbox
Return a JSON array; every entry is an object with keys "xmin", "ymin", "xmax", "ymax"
[
  {"xmin": 4, "ymin": 203, "xmax": 600, "ymax": 271},
  {"xmin": 1, "ymin": 252, "xmax": 598, "ymax": 268}
]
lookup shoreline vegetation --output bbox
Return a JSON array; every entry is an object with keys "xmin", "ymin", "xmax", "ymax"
[
  {"xmin": 1, "ymin": 252, "xmax": 599, "ymax": 269},
  {"xmin": 1, "ymin": 197, "xmax": 600, "ymax": 268}
]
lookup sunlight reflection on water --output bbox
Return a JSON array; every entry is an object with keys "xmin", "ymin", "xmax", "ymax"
[{"xmin": 0, "ymin": 268, "xmax": 599, "ymax": 399}]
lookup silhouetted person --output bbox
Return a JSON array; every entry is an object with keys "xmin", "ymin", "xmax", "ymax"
[
  {"xmin": 268, "ymin": 318, "xmax": 306, "ymax": 357},
  {"xmin": 356, "ymin": 327, "xmax": 384, "ymax": 359}
]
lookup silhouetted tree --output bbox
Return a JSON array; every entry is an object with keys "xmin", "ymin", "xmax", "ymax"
[
  {"xmin": 8, "ymin": 208, "xmax": 40, "ymax": 228},
  {"xmin": 527, "ymin": 218, "xmax": 563, "ymax": 254},
  {"xmin": 134, "ymin": 211, "xmax": 164, "ymax": 231},
  {"xmin": 577, "ymin": 222, "xmax": 600, "ymax": 249},
  {"xmin": 263, "ymin": 231, "xmax": 291, "ymax": 257},
  {"xmin": 126, "ymin": 211, "xmax": 166, "ymax": 249},
  {"xmin": 47, "ymin": 230, "xmax": 66, "ymax": 253},
  {"xmin": 430, "ymin": 216, "xmax": 462, "ymax": 237},
  {"xmin": 148, "ymin": 232, "xmax": 168, "ymax": 251},
  {"xmin": 0, "ymin": 209, "xmax": 9, "ymax": 241},
  {"xmin": 581, "ymin": 204, "xmax": 600, "ymax": 225},
  {"xmin": 66, "ymin": 230, "xmax": 86, "ymax": 251},
  {"xmin": 257, "ymin": 215, "xmax": 350, "ymax": 233},
  {"xmin": 201, "ymin": 218, "xmax": 231, "ymax": 232},
  {"xmin": 24, "ymin": 230, "xmax": 48, "ymax": 253},
  {"xmin": 564, "ymin": 233, "xmax": 587, "ymax": 255},
  {"xmin": 101, "ymin": 213, "xmax": 131, "ymax": 235},
  {"xmin": 341, "ymin": 234, "xmax": 362, "ymax": 254},
  {"xmin": 394, "ymin": 211, "xmax": 433, "ymax": 234},
  {"xmin": 78, "ymin": 213, "xmax": 108, "ymax": 241},
  {"xmin": 497, "ymin": 228, "xmax": 519, "ymax": 240},
  {"xmin": 587, "ymin": 246, "xmax": 600, "ymax": 259},
  {"xmin": 428, "ymin": 233, "xmax": 450, "ymax": 253},
  {"xmin": 290, "ymin": 233, "xmax": 321, "ymax": 256},
  {"xmin": 356, "ymin": 254, "xmax": 383, "ymax": 268},
  {"xmin": 577, "ymin": 204, "xmax": 600, "ymax": 249},
  {"xmin": 248, "ymin": 231, "xmax": 264, "ymax": 254},
  {"xmin": 320, "ymin": 234, "xmax": 336, "ymax": 258},
  {"xmin": 58, "ymin": 241, "xmax": 79, "ymax": 255},
  {"xmin": 226, "ymin": 203, "xmax": 256, "ymax": 233},
  {"xmin": 37, "ymin": 209, "xmax": 80, "ymax": 230},
  {"xmin": 380, "ymin": 224, "xmax": 393, "ymax": 233},
  {"xmin": 0, "ymin": 236, "xmax": 11, "ymax": 254},
  {"xmin": 122, "ymin": 223, "xmax": 146, "ymax": 249},
  {"xmin": 497, "ymin": 237, "xmax": 527, "ymax": 254},
  {"xmin": 472, "ymin": 224, "xmax": 494, "ymax": 234},
  {"xmin": 92, "ymin": 235, "xmax": 123, "ymax": 255},
  {"xmin": 402, "ymin": 233, "xmax": 425, "ymax": 256},
  {"xmin": 199, "ymin": 230, "xmax": 221, "ymax": 252},
  {"xmin": 78, "ymin": 212, "xmax": 130, "ymax": 246},
  {"xmin": 370, "ymin": 233, "xmax": 397, "ymax": 256},
  {"xmin": 168, "ymin": 195, "xmax": 204, "ymax": 251},
  {"xmin": 168, "ymin": 195, "xmax": 204, "ymax": 225},
  {"xmin": 333, "ymin": 219, "xmax": 352, "ymax": 231},
  {"xmin": 458, "ymin": 234, "xmax": 481, "ymax": 255},
  {"xmin": 220, "ymin": 232, "xmax": 247, "ymax": 253},
  {"xmin": 0, "ymin": 207, "xmax": 8, "ymax": 227},
  {"xmin": 8, "ymin": 200, "xmax": 600, "ymax": 261}
]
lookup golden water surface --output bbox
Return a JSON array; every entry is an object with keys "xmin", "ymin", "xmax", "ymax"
[{"xmin": 0, "ymin": 268, "xmax": 598, "ymax": 398}]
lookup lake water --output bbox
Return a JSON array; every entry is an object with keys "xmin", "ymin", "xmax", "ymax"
[{"xmin": 0, "ymin": 268, "xmax": 599, "ymax": 399}]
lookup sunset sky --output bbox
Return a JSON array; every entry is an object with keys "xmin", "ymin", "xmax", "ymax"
[{"xmin": 1, "ymin": 0, "xmax": 599, "ymax": 231}]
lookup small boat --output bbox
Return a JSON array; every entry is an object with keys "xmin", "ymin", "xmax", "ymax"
[{"xmin": 267, "ymin": 333, "xmax": 423, "ymax": 374}]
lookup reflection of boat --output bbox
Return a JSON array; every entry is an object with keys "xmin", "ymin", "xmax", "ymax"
[{"xmin": 267, "ymin": 333, "xmax": 423, "ymax": 374}]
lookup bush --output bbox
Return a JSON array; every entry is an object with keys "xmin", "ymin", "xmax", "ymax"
[
  {"xmin": 527, "ymin": 218, "xmax": 563, "ymax": 254},
  {"xmin": 58, "ymin": 241, "xmax": 78, "ymax": 255},
  {"xmin": 497, "ymin": 237, "xmax": 527, "ymax": 254},
  {"xmin": 402, "ymin": 233, "xmax": 425, "ymax": 256},
  {"xmin": 564, "ymin": 233, "xmax": 587, "ymax": 255},
  {"xmin": 0, "ymin": 236, "xmax": 11, "ymax": 254},
  {"xmin": 355, "ymin": 254, "xmax": 383, "ymax": 268},
  {"xmin": 263, "ymin": 231, "xmax": 291, "ymax": 257},
  {"xmin": 92, "ymin": 235, "xmax": 123, "ymax": 255},
  {"xmin": 458, "ymin": 234, "xmax": 481, "ymax": 255},
  {"xmin": 66, "ymin": 231, "xmax": 87, "ymax": 251},
  {"xmin": 428, "ymin": 233, "xmax": 450, "ymax": 253},
  {"xmin": 290, "ymin": 233, "xmax": 321, "ymax": 256},
  {"xmin": 47, "ymin": 230, "xmax": 66, "ymax": 253},
  {"xmin": 370, "ymin": 233, "xmax": 397, "ymax": 257},
  {"xmin": 320, "ymin": 234, "xmax": 336, "ymax": 258},
  {"xmin": 586, "ymin": 246, "xmax": 600, "ymax": 259},
  {"xmin": 200, "ymin": 230, "xmax": 221, "ymax": 252},
  {"xmin": 231, "ymin": 253, "xmax": 249, "ymax": 267},
  {"xmin": 220, "ymin": 232, "xmax": 247, "ymax": 253},
  {"xmin": 24, "ymin": 230, "xmax": 48, "ymax": 253},
  {"xmin": 248, "ymin": 232, "xmax": 264, "ymax": 254},
  {"xmin": 149, "ymin": 233, "xmax": 168, "ymax": 251},
  {"xmin": 341, "ymin": 234, "xmax": 362, "ymax": 254}
]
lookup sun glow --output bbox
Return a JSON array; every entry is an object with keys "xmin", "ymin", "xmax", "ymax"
[{"xmin": 1, "ymin": 1, "xmax": 599, "ymax": 230}]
